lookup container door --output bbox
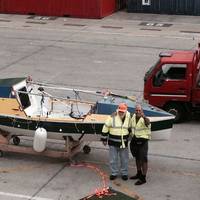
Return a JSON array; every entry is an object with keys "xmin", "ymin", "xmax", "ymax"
[
  {"xmin": 176, "ymin": 0, "xmax": 194, "ymax": 15},
  {"xmin": 127, "ymin": 0, "xmax": 138, "ymax": 12},
  {"xmin": 160, "ymin": 0, "xmax": 171, "ymax": 14},
  {"xmin": 116, "ymin": 0, "xmax": 126, "ymax": 10},
  {"xmin": 194, "ymin": 0, "xmax": 200, "ymax": 15},
  {"xmin": 100, "ymin": 0, "xmax": 116, "ymax": 18}
]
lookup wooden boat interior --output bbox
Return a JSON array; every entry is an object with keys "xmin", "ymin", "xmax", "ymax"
[{"xmin": 0, "ymin": 79, "xmax": 107, "ymax": 123}]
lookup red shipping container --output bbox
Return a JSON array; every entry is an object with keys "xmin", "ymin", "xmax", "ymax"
[{"xmin": 0, "ymin": 0, "xmax": 116, "ymax": 19}]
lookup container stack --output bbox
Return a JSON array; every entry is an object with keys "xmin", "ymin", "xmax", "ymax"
[
  {"xmin": 0, "ymin": 0, "xmax": 116, "ymax": 19},
  {"xmin": 127, "ymin": 0, "xmax": 200, "ymax": 16}
]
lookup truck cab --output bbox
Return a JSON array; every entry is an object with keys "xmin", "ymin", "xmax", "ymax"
[{"xmin": 144, "ymin": 44, "xmax": 200, "ymax": 122}]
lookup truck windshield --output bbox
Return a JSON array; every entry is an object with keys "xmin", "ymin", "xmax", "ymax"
[{"xmin": 144, "ymin": 60, "xmax": 159, "ymax": 82}]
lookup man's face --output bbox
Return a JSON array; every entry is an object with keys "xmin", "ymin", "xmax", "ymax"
[
  {"xmin": 135, "ymin": 106, "xmax": 142, "ymax": 118},
  {"xmin": 118, "ymin": 111, "xmax": 126, "ymax": 119}
]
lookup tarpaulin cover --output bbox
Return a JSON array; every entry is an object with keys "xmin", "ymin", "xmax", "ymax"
[{"xmin": 80, "ymin": 187, "xmax": 137, "ymax": 200}]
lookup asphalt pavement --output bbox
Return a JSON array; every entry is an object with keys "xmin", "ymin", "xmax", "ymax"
[{"xmin": 0, "ymin": 11, "xmax": 199, "ymax": 200}]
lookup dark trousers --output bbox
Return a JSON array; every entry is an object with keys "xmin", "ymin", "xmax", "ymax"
[{"xmin": 130, "ymin": 137, "xmax": 148, "ymax": 162}]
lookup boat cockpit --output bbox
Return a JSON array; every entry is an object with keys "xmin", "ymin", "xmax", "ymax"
[{"xmin": 13, "ymin": 79, "xmax": 96, "ymax": 120}]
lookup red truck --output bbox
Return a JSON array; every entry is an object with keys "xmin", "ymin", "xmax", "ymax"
[{"xmin": 144, "ymin": 43, "xmax": 200, "ymax": 122}]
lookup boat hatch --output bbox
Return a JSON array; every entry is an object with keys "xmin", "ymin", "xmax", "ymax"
[{"xmin": 18, "ymin": 87, "xmax": 31, "ymax": 109}]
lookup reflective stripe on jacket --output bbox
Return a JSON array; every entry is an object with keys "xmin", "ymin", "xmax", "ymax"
[
  {"xmin": 131, "ymin": 114, "xmax": 151, "ymax": 140},
  {"xmin": 101, "ymin": 111, "xmax": 131, "ymax": 148}
]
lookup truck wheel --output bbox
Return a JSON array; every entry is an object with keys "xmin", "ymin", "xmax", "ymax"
[
  {"xmin": 0, "ymin": 150, "xmax": 4, "ymax": 157},
  {"xmin": 164, "ymin": 103, "xmax": 185, "ymax": 123},
  {"xmin": 13, "ymin": 136, "xmax": 20, "ymax": 145},
  {"xmin": 83, "ymin": 145, "xmax": 91, "ymax": 154}
]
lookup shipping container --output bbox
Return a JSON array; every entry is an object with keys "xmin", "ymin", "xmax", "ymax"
[
  {"xmin": 116, "ymin": 0, "xmax": 126, "ymax": 10},
  {"xmin": 194, "ymin": 0, "xmax": 200, "ymax": 16},
  {"xmin": 127, "ymin": 0, "xmax": 200, "ymax": 16},
  {"xmin": 0, "ymin": 0, "xmax": 116, "ymax": 19}
]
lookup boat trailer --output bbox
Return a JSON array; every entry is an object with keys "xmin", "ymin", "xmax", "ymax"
[{"xmin": 0, "ymin": 129, "xmax": 85, "ymax": 159}]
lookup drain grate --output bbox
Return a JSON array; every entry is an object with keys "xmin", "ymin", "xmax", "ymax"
[
  {"xmin": 22, "ymin": 25, "xmax": 32, "ymax": 27},
  {"xmin": 26, "ymin": 21, "xmax": 47, "ymax": 25},
  {"xmin": 180, "ymin": 30, "xmax": 200, "ymax": 34},
  {"xmin": 27, "ymin": 16, "xmax": 57, "ymax": 20},
  {"xmin": 140, "ymin": 28, "xmax": 161, "ymax": 31},
  {"xmin": 139, "ymin": 22, "xmax": 172, "ymax": 27},
  {"xmin": 63, "ymin": 23, "xmax": 86, "ymax": 27},
  {"xmin": 101, "ymin": 25, "xmax": 123, "ymax": 29},
  {"xmin": 0, "ymin": 19, "xmax": 11, "ymax": 22}
]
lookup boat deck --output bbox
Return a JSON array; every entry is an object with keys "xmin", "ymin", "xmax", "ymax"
[
  {"xmin": 0, "ymin": 98, "xmax": 107, "ymax": 123},
  {"xmin": 0, "ymin": 98, "xmax": 26, "ymax": 117}
]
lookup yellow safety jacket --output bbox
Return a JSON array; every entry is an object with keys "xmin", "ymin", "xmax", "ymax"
[
  {"xmin": 101, "ymin": 111, "xmax": 131, "ymax": 148},
  {"xmin": 131, "ymin": 114, "xmax": 151, "ymax": 140}
]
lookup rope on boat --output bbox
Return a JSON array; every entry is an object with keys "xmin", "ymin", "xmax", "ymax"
[
  {"xmin": 27, "ymin": 80, "xmax": 137, "ymax": 101},
  {"xmin": 27, "ymin": 80, "xmax": 103, "ymax": 96}
]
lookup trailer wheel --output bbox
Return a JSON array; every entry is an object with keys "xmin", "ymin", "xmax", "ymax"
[
  {"xmin": 13, "ymin": 136, "xmax": 20, "ymax": 146},
  {"xmin": 0, "ymin": 150, "xmax": 4, "ymax": 157},
  {"xmin": 83, "ymin": 145, "xmax": 91, "ymax": 154},
  {"xmin": 164, "ymin": 103, "xmax": 185, "ymax": 123}
]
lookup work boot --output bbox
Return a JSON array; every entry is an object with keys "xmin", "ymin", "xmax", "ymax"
[
  {"xmin": 129, "ymin": 170, "xmax": 142, "ymax": 180},
  {"xmin": 121, "ymin": 175, "xmax": 128, "ymax": 181},
  {"xmin": 110, "ymin": 175, "xmax": 117, "ymax": 180},
  {"xmin": 135, "ymin": 175, "xmax": 146, "ymax": 185}
]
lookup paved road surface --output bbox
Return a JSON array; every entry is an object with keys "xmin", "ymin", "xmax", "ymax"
[{"xmin": 0, "ymin": 11, "xmax": 199, "ymax": 200}]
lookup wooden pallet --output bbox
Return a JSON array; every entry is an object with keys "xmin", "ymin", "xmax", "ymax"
[{"xmin": 0, "ymin": 133, "xmax": 82, "ymax": 159}]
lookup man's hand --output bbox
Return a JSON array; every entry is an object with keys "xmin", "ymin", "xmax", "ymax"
[
  {"xmin": 143, "ymin": 115, "xmax": 150, "ymax": 126},
  {"xmin": 141, "ymin": 111, "xmax": 145, "ymax": 118},
  {"xmin": 102, "ymin": 141, "xmax": 107, "ymax": 146}
]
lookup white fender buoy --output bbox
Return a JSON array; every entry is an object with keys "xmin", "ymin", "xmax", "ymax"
[{"xmin": 33, "ymin": 128, "xmax": 47, "ymax": 152}]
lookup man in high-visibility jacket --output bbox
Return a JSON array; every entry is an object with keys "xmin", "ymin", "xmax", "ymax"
[
  {"xmin": 101, "ymin": 103, "xmax": 131, "ymax": 181},
  {"xmin": 130, "ymin": 104, "xmax": 151, "ymax": 185}
]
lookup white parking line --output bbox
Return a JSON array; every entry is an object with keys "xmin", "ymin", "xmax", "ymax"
[
  {"xmin": 0, "ymin": 24, "xmax": 199, "ymax": 41},
  {"xmin": 0, "ymin": 191, "xmax": 53, "ymax": 200}
]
